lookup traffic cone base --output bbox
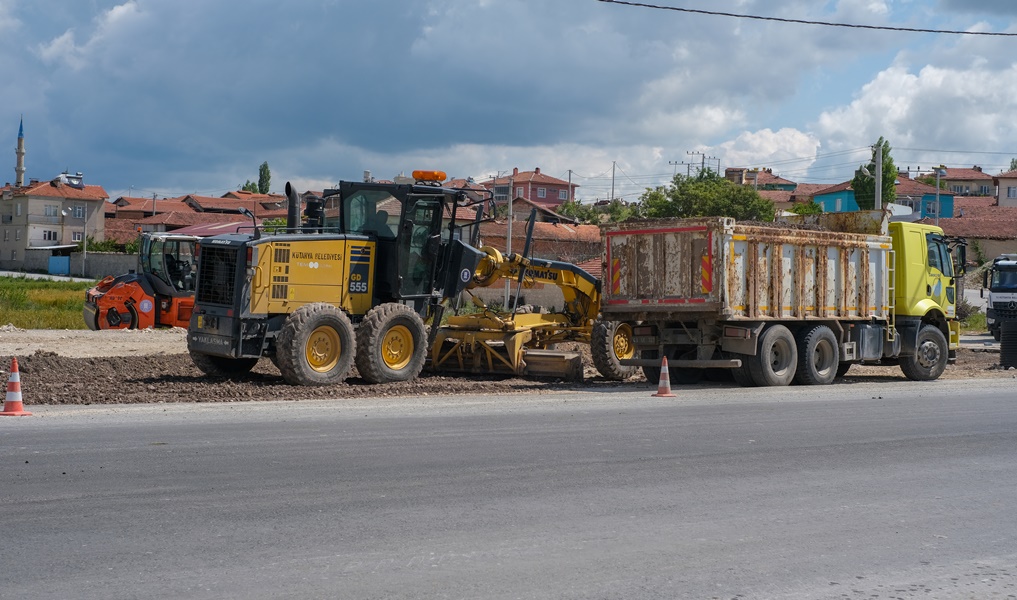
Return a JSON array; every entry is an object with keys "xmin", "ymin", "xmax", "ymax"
[
  {"xmin": 652, "ymin": 356, "xmax": 676, "ymax": 397},
  {"xmin": 1, "ymin": 357, "xmax": 31, "ymax": 417}
]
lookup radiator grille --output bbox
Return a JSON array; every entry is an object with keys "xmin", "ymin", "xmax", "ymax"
[
  {"xmin": 196, "ymin": 246, "xmax": 239, "ymax": 305},
  {"xmin": 993, "ymin": 300, "xmax": 1017, "ymax": 321}
]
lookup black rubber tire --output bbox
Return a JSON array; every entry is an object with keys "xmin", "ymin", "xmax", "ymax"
[
  {"xmin": 188, "ymin": 349, "xmax": 258, "ymax": 378},
  {"xmin": 999, "ymin": 320, "xmax": 1017, "ymax": 368},
  {"xmin": 355, "ymin": 303, "xmax": 428, "ymax": 384},
  {"xmin": 276, "ymin": 303, "xmax": 356, "ymax": 386},
  {"xmin": 747, "ymin": 324, "xmax": 797, "ymax": 386},
  {"xmin": 727, "ymin": 352, "xmax": 756, "ymax": 387},
  {"xmin": 835, "ymin": 362, "xmax": 851, "ymax": 378},
  {"xmin": 899, "ymin": 324, "xmax": 948, "ymax": 381},
  {"xmin": 641, "ymin": 349, "xmax": 661, "ymax": 383},
  {"xmin": 591, "ymin": 320, "xmax": 637, "ymax": 381},
  {"xmin": 793, "ymin": 324, "xmax": 839, "ymax": 386},
  {"xmin": 670, "ymin": 348, "xmax": 703, "ymax": 385},
  {"xmin": 992, "ymin": 327, "xmax": 1001, "ymax": 342}
]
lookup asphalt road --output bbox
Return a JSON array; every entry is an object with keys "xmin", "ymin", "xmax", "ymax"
[{"xmin": 3, "ymin": 379, "xmax": 1017, "ymax": 600}]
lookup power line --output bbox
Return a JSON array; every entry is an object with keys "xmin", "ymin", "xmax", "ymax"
[{"xmin": 596, "ymin": 0, "xmax": 1017, "ymax": 36}]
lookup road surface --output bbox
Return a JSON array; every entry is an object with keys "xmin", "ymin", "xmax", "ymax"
[{"xmin": 3, "ymin": 379, "xmax": 1016, "ymax": 599}]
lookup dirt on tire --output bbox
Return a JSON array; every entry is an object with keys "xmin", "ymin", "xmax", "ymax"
[{"xmin": 0, "ymin": 325, "xmax": 1012, "ymax": 405}]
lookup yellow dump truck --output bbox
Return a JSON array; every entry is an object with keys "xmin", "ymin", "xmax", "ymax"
[{"xmin": 600, "ymin": 213, "xmax": 964, "ymax": 386}]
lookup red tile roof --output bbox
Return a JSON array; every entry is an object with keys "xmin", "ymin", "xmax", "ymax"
[
  {"xmin": 481, "ymin": 167, "xmax": 576, "ymax": 188},
  {"xmin": 942, "ymin": 167, "xmax": 993, "ymax": 181},
  {"xmin": 10, "ymin": 178, "xmax": 108, "ymax": 201},
  {"xmin": 934, "ymin": 210, "xmax": 1017, "ymax": 240}
]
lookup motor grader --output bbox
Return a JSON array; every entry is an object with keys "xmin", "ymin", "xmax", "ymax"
[
  {"xmin": 185, "ymin": 171, "xmax": 635, "ymax": 386},
  {"xmin": 84, "ymin": 232, "xmax": 198, "ymax": 330}
]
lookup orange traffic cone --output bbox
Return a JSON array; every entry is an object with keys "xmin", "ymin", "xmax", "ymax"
[
  {"xmin": 1, "ymin": 357, "xmax": 31, "ymax": 417},
  {"xmin": 651, "ymin": 356, "xmax": 676, "ymax": 397}
]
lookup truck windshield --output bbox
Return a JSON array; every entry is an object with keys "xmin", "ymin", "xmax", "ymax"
[{"xmin": 991, "ymin": 268, "xmax": 1017, "ymax": 289}]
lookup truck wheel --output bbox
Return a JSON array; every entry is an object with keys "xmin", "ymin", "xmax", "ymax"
[
  {"xmin": 747, "ymin": 324, "xmax": 797, "ymax": 386},
  {"xmin": 276, "ymin": 303, "xmax": 355, "ymax": 386},
  {"xmin": 793, "ymin": 325, "xmax": 839, "ymax": 385},
  {"xmin": 835, "ymin": 362, "xmax": 851, "ymax": 378},
  {"xmin": 899, "ymin": 324, "xmax": 948, "ymax": 381},
  {"xmin": 671, "ymin": 349, "xmax": 703, "ymax": 385},
  {"xmin": 992, "ymin": 327, "xmax": 1001, "ymax": 342},
  {"xmin": 188, "ymin": 349, "xmax": 258, "ymax": 378},
  {"xmin": 591, "ymin": 320, "xmax": 637, "ymax": 381},
  {"xmin": 355, "ymin": 303, "xmax": 427, "ymax": 384},
  {"xmin": 641, "ymin": 349, "xmax": 661, "ymax": 383}
]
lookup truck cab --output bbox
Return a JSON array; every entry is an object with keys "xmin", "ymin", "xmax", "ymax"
[{"xmin": 982, "ymin": 254, "xmax": 1017, "ymax": 341}]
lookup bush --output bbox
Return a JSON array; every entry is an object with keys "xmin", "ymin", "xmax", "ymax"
[{"xmin": 955, "ymin": 296, "xmax": 977, "ymax": 322}]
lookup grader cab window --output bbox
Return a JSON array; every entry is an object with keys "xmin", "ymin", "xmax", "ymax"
[{"xmin": 343, "ymin": 190, "xmax": 398, "ymax": 240}]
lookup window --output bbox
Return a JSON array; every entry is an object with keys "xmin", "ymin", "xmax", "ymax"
[
  {"xmin": 951, "ymin": 185, "xmax": 963, "ymax": 194},
  {"xmin": 1008, "ymin": 187, "xmax": 1017, "ymax": 199},
  {"xmin": 835, "ymin": 198, "xmax": 842, "ymax": 212},
  {"xmin": 10, "ymin": 250, "xmax": 15, "ymax": 261},
  {"xmin": 980, "ymin": 185, "xmax": 991, "ymax": 195},
  {"xmin": 559, "ymin": 189, "xmax": 568, "ymax": 201},
  {"xmin": 515, "ymin": 187, "xmax": 523, "ymax": 198},
  {"xmin": 45, "ymin": 205, "xmax": 59, "ymax": 217},
  {"xmin": 43, "ymin": 230, "xmax": 57, "ymax": 241},
  {"xmin": 2, "ymin": 229, "xmax": 6, "ymax": 241},
  {"xmin": 15, "ymin": 203, "xmax": 21, "ymax": 216},
  {"xmin": 493, "ymin": 185, "xmax": 509, "ymax": 202},
  {"xmin": 72, "ymin": 231, "xmax": 83, "ymax": 242},
  {"xmin": 537, "ymin": 187, "xmax": 546, "ymax": 199},
  {"xmin": 15, "ymin": 230, "xmax": 20, "ymax": 241},
  {"xmin": 74, "ymin": 205, "xmax": 85, "ymax": 219},
  {"xmin": 926, "ymin": 201, "xmax": 938, "ymax": 216}
]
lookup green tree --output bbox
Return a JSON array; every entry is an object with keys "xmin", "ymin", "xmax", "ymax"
[
  {"xmin": 1009, "ymin": 157, "xmax": 1017, "ymax": 172},
  {"xmin": 556, "ymin": 199, "xmax": 599, "ymax": 224},
  {"xmin": 639, "ymin": 170, "xmax": 775, "ymax": 221},
  {"xmin": 850, "ymin": 137, "xmax": 898, "ymax": 210},
  {"xmin": 241, "ymin": 180, "xmax": 259, "ymax": 193},
  {"xmin": 789, "ymin": 200, "xmax": 823, "ymax": 215},
  {"xmin": 258, "ymin": 161, "xmax": 271, "ymax": 194}
]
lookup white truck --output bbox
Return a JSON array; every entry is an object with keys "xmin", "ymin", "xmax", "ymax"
[{"xmin": 982, "ymin": 254, "xmax": 1017, "ymax": 341}]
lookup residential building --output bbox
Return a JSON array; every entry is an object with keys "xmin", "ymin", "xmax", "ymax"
[
  {"xmin": 812, "ymin": 176, "xmax": 954, "ymax": 219},
  {"xmin": 993, "ymin": 169, "xmax": 1017, "ymax": 208},
  {"xmin": 480, "ymin": 167, "xmax": 578, "ymax": 209},
  {"xmin": 0, "ymin": 173, "xmax": 108, "ymax": 270},
  {"xmin": 939, "ymin": 165, "xmax": 994, "ymax": 197},
  {"xmin": 724, "ymin": 167, "xmax": 796, "ymax": 191}
]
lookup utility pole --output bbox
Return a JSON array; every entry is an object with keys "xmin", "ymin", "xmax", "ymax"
[
  {"xmin": 874, "ymin": 143, "xmax": 883, "ymax": 212},
  {"xmin": 687, "ymin": 151, "xmax": 705, "ymax": 176},
  {"xmin": 610, "ymin": 161, "xmax": 616, "ymax": 201},
  {"xmin": 706, "ymin": 156, "xmax": 719, "ymax": 175}
]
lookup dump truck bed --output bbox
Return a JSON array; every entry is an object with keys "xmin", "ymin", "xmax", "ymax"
[{"xmin": 601, "ymin": 217, "xmax": 892, "ymax": 323}]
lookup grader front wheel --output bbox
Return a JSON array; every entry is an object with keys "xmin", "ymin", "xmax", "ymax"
[
  {"xmin": 276, "ymin": 303, "xmax": 356, "ymax": 386},
  {"xmin": 591, "ymin": 320, "xmax": 637, "ymax": 381},
  {"xmin": 355, "ymin": 303, "xmax": 428, "ymax": 384}
]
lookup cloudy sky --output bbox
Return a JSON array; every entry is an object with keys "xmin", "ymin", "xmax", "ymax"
[{"xmin": 3, "ymin": 0, "xmax": 1017, "ymax": 202}]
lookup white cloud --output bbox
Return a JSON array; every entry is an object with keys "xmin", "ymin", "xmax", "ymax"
[{"xmin": 713, "ymin": 128, "xmax": 822, "ymax": 171}]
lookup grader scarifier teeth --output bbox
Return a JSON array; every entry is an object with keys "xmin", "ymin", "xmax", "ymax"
[{"xmin": 431, "ymin": 327, "xmax": 583, "ymax": 382}]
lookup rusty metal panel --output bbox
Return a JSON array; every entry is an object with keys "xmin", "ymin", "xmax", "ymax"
[{"xmin": 601, "ymin": 217, "xmax": 891, "ymax": 323}]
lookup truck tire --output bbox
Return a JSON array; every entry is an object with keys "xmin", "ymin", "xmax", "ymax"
[
  {"xmin": 793, "ymin": 325, "xmax": 839, "ymax": 385},
  {"xmin": 671, "ymin": 348, "xmax": 703, "ymax": 384},
  {"xmin": 355, "ymin": 303, "xmax": 427, "ymax": 384},
  {"xmin": 188, "ymin": 349, "xmax": 258, "ymax": 378},
  {"xmin": 641, "ymin": 349, "xmax": 661, "ymax": 383},
  {"xmin": 992, "ymin": 327, "xmax": 1001, "ymax": 342},
  {"xmin": 591, "ymin": 320, "xmax": 637, "ymax": 381},
  {"xmin": 276, "ymin": 303, "xmax": 356, "ymax": 386},
  {"xmin": 835, "ymin": 362, "xmax": 851, "ymax": 378},
  {"xmin": 899, "ymin": 324, "xmax": 948, "ymax": 381},
  {"xmin": 747, "ymin": 324, "xmax": 797, "ymax": 386}
]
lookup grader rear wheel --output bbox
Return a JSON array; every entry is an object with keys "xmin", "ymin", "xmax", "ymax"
[
  {"xmin": 355, "ymin": 303, "xmax": 428, "ymax": 384},
  {"xmin": 591, "ymin": 320, "xmax": 637, "ymax": 381},
  {"xmin": 276, "ymin": 303, "xmax": 355, "ymax": 386}
]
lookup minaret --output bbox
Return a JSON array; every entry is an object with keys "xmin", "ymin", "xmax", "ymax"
[{"xmin": 15, "ymin": 116, "xmax": 25, "ymax": 187}]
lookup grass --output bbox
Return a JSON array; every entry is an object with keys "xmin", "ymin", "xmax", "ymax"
[
  {"xmin": 960, "ymin": 310, "xmax": 987, "ymax": 334},
  {"xmin": 0, "ymin": 276, "xmax": 95, "ymax": 330}
]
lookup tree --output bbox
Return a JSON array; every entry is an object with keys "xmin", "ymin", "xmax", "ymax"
[
  {"xmin": 556, "ymin": 199, "xmax": 600, "ymax": 224},
  {"xmin": 1009, "ymin": 157, "xmax": 1017, "ymax": 172},
  {"xmin": 639, "ymin": 170, "xmax": 775, "ymax": 221},
  {"xmin": 258, "ymin": 161, "xmax": 271, "ymax": 194},
  {"xmin": 850, "ymin": 137, "xmax": 898, "ymax": 211},
  {"xmin": 241, "ymin": 180, "xmax": 258, "ymax": 193},
  {"xmin": 789, "ymin": 200, "xmax": 823, "ymax": 215}
]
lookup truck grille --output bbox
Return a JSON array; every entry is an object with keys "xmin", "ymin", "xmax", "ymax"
[
  {"xmin": 196, "ymin": 246, "xmax": 239, "ymax": 305},
  {"xmin": 993, "ymin": 301, "xmax": 1017, "ymax": 321}
]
